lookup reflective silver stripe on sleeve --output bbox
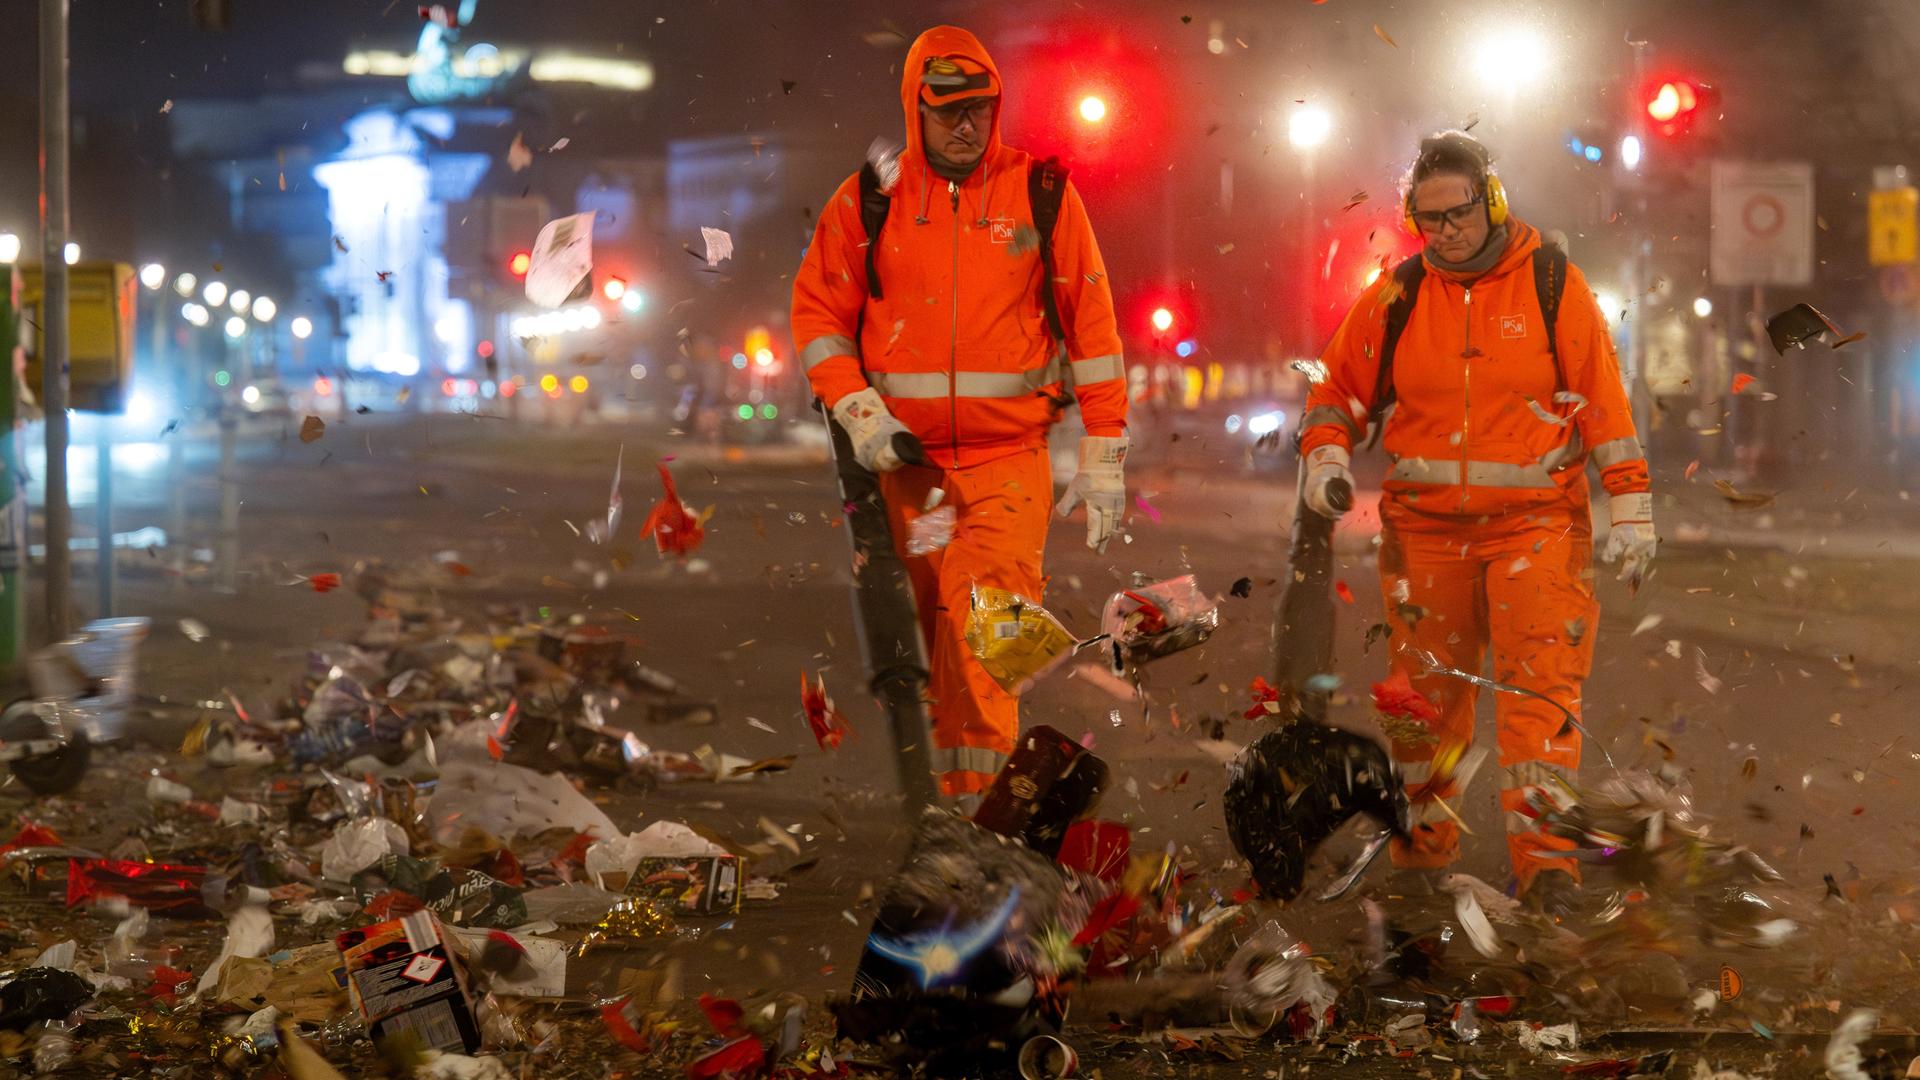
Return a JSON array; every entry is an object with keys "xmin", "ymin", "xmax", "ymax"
[
  {"xmin": 1069, "ymin": 352, "xmax": 1125, "ymax": 384},
  {"xmin": 1388, "ymin": 458, "xmax": 1557, "ymax": 489},
  {"xmin": 929, "ymin": 745, "xmax": 1009, "ymax": 776},
  {"xmin": 1590, "ymin": 436, "xmax": 1646, "ymax": 469},
  {"xmin": 800, "ymin": 334, "xmax": 857, "ymax": 371},
  {"xmin": 1301, "ymin": 404, "xmax": 1362, "ymax": 437}
]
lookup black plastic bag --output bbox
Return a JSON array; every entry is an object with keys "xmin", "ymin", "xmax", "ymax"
[{"xmin": 1224, "ymin": 721, "xmax": 1411, "ymax": 901}]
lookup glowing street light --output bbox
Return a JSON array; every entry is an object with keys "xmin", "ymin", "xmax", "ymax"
[
  {"xmin": 601, "ymin": 277, "xmax": 627, "ymax": 301},
  {"xmin": 181, "ymin": 303, "xmax": 210, "ymax": 327},
  {"xmin": 174, "ymin": 272, "xmax": 198, "ymax": 297},
  {"xmin": 290, "ymin": 316, "xmax": 313, "ymax": 340},
  {"xmin": 251, "ymin": 296, "xmax": 276, "ymax": 322},
  {"xmin": 0, "ymin": 233, "xmax": 18, "ymax": 264},
  {"xmin": 1473, "ymin": 26, "xmax": 1551, "ymax": 91},
  {"xmin": 229, "ymin": 289, "xmax": 252, "ymax": 315},
  {"xmin": 203, "ymin": 280, "xmax": 228, "ymax": 308},
  {"xmin": 62, "ymin": 242, "xmax": 80, "ymax": 265},
  {"xmin": 1150, "ymin": 307, "xmax": 1175, "ymax": 334},
  {"xmin": 224, "ymin": 315, "xmax": 247, "ymax": 339},
  {"xmin": 1619, "ymin": 135, "xmax": 1644, "ymax": 171},
  {"xmin": 139, "ymin": 263, "xmax": 167, "ymax": 290},
  {"xmin": 1287, "ymin": 105, "xmax": 1332, "ymax": 150},
  {"xmin": 1077, "ymin": 95, "xmax": 1108, "ymax": 124},
  {"xmin": 1692, "ymin": 296, "xmax": 1713, "ymax": 319}
]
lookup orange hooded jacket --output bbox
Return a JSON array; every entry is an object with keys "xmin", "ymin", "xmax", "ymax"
[
  {"xmin": 791, "ymin": 25, "xmax": 1128, "ymax": 470},
  {"xmin": 1302, "ymin": 220, "xmax": 1649, "ymax": 518}
]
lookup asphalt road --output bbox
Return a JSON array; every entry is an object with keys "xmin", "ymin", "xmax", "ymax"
[{"xmin": 11, "ymin": 410, "xmax": 1920, "ymax": 1069}]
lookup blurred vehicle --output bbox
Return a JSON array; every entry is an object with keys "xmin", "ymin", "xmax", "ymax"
[{"xmin": 0, "ymin": 618, "xmax": 151, "ymax": 794}]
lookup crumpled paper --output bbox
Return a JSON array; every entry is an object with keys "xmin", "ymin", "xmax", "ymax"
[
  {"xmin": 320, "ymin": 817, "xmax": 409, "ymax": 883},
  {"xmin": 425, "ymin": 721, "xmax": 619, "ymax": 845}
]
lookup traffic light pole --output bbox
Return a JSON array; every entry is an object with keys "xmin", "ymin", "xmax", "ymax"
[
  {"xmin": 38, "ymin": 0, "xmax": 73, "ymax": 641},
  {"xmin": 0, "ymin": 270, "xmax": 26, "ymax": 677}
]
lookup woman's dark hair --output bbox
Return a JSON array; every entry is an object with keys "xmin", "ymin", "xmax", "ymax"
[{"xmin": 1404, "ymin": 130, "xmax": 1493, "ymax": 201}]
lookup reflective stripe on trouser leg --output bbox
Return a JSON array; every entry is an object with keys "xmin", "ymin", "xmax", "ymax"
[{"xmin": 877, "ymin": 446, "xmax": 1052, "ymax": 799}]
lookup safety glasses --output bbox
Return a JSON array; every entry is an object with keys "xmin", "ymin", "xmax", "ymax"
[
  {"xmin": 1409, "ymin": 194, "xmax": 1485, "ymax": 234},
  {"xmin": 925, "ymin": 98, "xmax": 994, "ymax": 130}
]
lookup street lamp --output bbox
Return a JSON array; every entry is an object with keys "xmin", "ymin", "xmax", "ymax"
[
  {"xmin": 290, "ymin": 316, "xmax": 313, "ymax": 340},
  {"xmin": 204, "ymin": 280, "xmax": 228, "ymax": 308},
  {"xmin": 1473, "ymin": 27, "xmax": 1551, "ymax": 91},
  {"xmin": 174, "ymin": 272, "xmax": 198, "ymax": 297},
  {"xmin": 0, "ymin": 233, "xmax": 17, "ymax": 264},
  {"xmin": 1619, "ymin": 135, "xmax": 1644, "ymax": 171},
  {"xmin": 229, "ymin": 289, "xmax": 251, "ymax": 315},
  {"xmin": 1287, "ymin": 105, "xmax": 1331, "ymax": 150},
  {"xmin": 62, "ymin": 242, "xmax": 80, "ymax": 265},
  {"xmin": 1692, "ymin": 296, "xmax": 1713, "ymax": 319},
  {"xmin": 251, "ymin": 296, "xmax": 276, "ymax": 322},
  {"xmin": 181, "ymin": 302, "xmax": 210, "ymax": 327},
  {"xmin": 224, "ymin": 316, "xmax": 247, "ymax": 340},
  {"xmin": 139, "ymin": 263, "xmax": 167, "ymax": 290}
]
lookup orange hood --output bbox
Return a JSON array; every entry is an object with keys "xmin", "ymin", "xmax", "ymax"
[
  {"xmin": 1423, "ymin": 218, "xmax": 1541, "ymax": 285},
  {"xmin": 900, "ymin": 26, "xmax": 1003, "ymax": 166}
]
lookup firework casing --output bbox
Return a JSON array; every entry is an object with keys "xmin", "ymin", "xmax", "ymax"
[{"xmin": 972, "ymin": 726, "xmax": 1109, "ymax": 859}]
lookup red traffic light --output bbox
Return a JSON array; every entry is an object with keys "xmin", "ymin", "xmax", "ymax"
[
  {"xmin": 1643, "ymin": 78, "xmax": 1706, "ymax": 137},
  {"xmin": 1077, "ymin": 95, "xmax": 1108, "ymax": 124},
  {"xmin": 508, "ymin": 251, "xmax": 532, "ymax": 277},
  {"xmin": 1150, "ymin": 306, "xmax": 1175, "ymax": 334}
]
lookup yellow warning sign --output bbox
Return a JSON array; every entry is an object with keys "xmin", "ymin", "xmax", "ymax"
[{"xmin": 1869, "ymin": 187, "xmax": 1918, "ymax": 267}]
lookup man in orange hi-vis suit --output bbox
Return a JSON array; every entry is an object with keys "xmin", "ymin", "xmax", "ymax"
[
  {"xmin": 792, "ymin": 26, "xmax": 1129, "ymax": 799},
  {"xmin": 1301, "ymin": 131, "xmax": 1655, "ymax": 909}
]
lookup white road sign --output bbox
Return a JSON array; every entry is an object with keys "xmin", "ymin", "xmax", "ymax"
[{"xmin": 1710, "ymin": 161, "xmax": 1814, "ymax": 287}]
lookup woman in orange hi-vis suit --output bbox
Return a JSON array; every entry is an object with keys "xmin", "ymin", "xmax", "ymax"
[
  {"xmin": 1300, "ymin": 131, "xmax": 1655, "ymax": 909},
  {"xmin": 791, "ymin": 26, "xmax": 1130, "ymax": 799}
]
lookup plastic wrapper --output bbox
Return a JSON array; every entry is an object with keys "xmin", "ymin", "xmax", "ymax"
[
  {"xmin": 321, "ymin": 818, "xmax": 410, "ymax": 883},
  {"xmin": 963, "ymin": 587, "xmax": 1078, "ymax": 695},
  {"xmin": 197, "ymin": 896, "xmax": 275, "ymax": 995},
  {"xmin": 64, "ymin": 858, "xmax": 216, "ymax": 918},
  {"xmin": 905, "ymin": 504, "xmax": 956, "ymax": 556},
  {"xmin": 0, "ymin": 969, "xmax": 92, "ymax": 1031},
  {"xmin": 573, "ymin": 897, "xmax": 676, "ymax": 957},
  {"xmin": 1100, "ymin": 575, "xmax": 1220, "ymax": 674},
  {"xmin": 1222, "ymin": 923, "xmax": 1336, "ymax": 1039}
]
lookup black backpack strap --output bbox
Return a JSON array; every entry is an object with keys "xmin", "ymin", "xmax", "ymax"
[
  {"xmin": 1365, "ymin": 255, "xmax": 1427, "ymax": 449},
  {"xmin": 857, "ymin": 163, "xmax": 891, "ymax": 301},
  {"xmin": 1029, "ymin": 156, "xmax": 1070, "ymax": 342},
  {"xmin": 1532, "ymin": 241, "xmax": 1568, "ymax": 388}
]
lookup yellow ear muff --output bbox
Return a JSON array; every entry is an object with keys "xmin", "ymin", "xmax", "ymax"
[{"xmin": 1405, "ymin": 169, "xmax": 1508, "ymax": 238}]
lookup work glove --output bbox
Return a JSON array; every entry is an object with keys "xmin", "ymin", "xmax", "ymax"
[
  {"xmin": 1056, "ymin": 435, "xmax": 1129, "ymax": 553},
  {"xmin": 1602, "ymin": 491, "xmax": 1657, "ymax": 588},
  {"xmin": 832, "ymin": 387, "xmax": 921, "ymax": 474},
  {"xmin": 1302, "ymin": 445, "xmax": 1354, "ymax": 519}
]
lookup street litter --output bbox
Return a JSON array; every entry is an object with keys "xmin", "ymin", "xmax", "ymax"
[
  {"xmin": 1101, "ymin": 574, "xmax": 1220, "ymax": 675},
  {"xmin": 965, "ymin": 587, "xmax": 1084, "ymax": 694}
]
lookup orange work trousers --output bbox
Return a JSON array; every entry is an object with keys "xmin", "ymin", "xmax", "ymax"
[
  {"xmin": 1376, "ymin": 482, "xmax": 1597, "ymax": 891},
  {"xmin": 879, "ymin": 446, "xmax": 1052, "ymax": 796}
]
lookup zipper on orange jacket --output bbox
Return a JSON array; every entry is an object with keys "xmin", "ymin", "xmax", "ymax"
[
  {"xmin": 948, "ymin": 180, "xmax": 961, "ymax": 462},
  {"xmin": 1460, "ymin": 285, "xmax": 1472, "ymax": 511}
]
